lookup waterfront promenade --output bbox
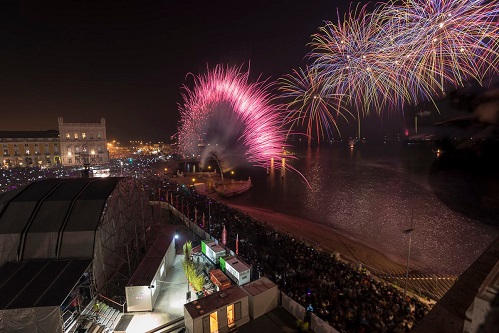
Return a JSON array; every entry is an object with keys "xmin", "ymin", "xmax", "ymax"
[{"xmin": 170, "ymin": 172, "xmax": 456, "ymax": 301}]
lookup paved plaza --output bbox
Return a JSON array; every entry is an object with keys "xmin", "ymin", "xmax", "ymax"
[{"xmin": 117, "ymin": 253, "xmax": 188, "ymax": 333}]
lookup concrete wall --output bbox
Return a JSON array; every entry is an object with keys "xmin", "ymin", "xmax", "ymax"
[
  {"xmin": 249, "ymin": 285, "xmax": 278, "ymax": 319},
  {"xmin": 311, "ymin": 312, "xmax": 341, "ymax": 333},
  {"xmin": 281, "ymin": 292, "xmax": 305, "ymax": 322},
  {"xmin": 184, "ymin": 308, "xmax": 194, "ymax": 333}
]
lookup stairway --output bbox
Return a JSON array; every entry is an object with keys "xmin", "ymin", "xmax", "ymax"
[{"xmin": 67, "ymin": 299, "xmax": 122, "ymax": 333}]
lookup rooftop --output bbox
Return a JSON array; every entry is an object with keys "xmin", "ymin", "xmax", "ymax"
[
  {"xmin": 0, "ymin": 259, "xmax": 91, "ymax": 309},
  {"xmin": 223, "ymin": 256, "xmax": 250, "ymax": 272},
  {"xmin": 184, "ymin": 285, "xmax": 247, "ymax": 320},
  {"xmin": 0, "ymin": 130, "xmax": 59, "ymax": 139},
  {"xmin": 203, "ymin": 240, "xmax": 225, "ymax": 253},
  {"xmin": 242, "ymin": 277, "xmax": 276, "ymax": 297}
]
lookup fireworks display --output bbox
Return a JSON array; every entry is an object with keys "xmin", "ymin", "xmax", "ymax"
[
  {"xmin": 279, "ymin": 66, "xmax": 352, "ymax": 145},
  {"xmin": 177, "ymin": 64, "xmax": 292, "ymax": 172},
  {"xmin": 282, "ymin": 0, "xmax": 499, "ymax": 142}
]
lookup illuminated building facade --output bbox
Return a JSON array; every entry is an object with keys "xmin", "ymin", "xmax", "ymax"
[
  {"xmin": 0, "ymin": 130, "xmax": 61, "ymax": 168},
  {"xmin": 58, "ymin": 117, "xmax": 109, "ymax": 166}
]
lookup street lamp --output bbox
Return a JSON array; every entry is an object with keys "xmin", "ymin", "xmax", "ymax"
[
  {"xmin": 403, "ymin": 228, "xmax": 414, "ymax": 299},
  {"xmin": 208, "ymin": 199, "xmax": 211, "ymax": 235}
]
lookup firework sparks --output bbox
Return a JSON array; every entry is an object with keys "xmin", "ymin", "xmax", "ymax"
[
  {"xmin": 279, "ymin": 66, "xmax": 353, "ymax": 145},
  {"xmin": 177, "ymin": 64, "xmax": 293, "ymax": 172},
  {"xmin": 309, "ymin": 4, "xmax": 408, "ymax": 117},
  {"xmin": 286, "ymin": 0, "xmax": 499, "ymax": 139},
  {"xmin": 382, "ymin": 0, "xmax": 499, "ymax": 92}
]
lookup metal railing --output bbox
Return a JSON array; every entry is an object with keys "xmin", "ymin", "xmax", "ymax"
[{"xmin": 95, "ymin": 292, "xmax": 127, "ymax": 314}]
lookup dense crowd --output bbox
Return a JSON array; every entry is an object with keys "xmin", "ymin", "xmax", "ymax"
[
  {"xmin": 0, "ymin": 155, "xmax": 163, "ymax": 194},
  {"xmin": 1, "ymin": 159, "xmax": 432, "ymax": 332},
  {"xmin": 157, "ymin": 178, "xmax": 432, "ymax": 333},
  {"xmin": 0, "ymin": 165, "xmax": 81, "ymax": 193}
]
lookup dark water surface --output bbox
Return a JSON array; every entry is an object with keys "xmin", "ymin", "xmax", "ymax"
[{"xmin": 225, "ymin": 142, "xmax": 499, "ymax": 275}]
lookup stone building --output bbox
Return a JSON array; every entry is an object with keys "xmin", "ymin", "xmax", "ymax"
[
  {"xmin": 0, "ymin": 130, "xmax": 61, "ymax": 168},
  {"xmin": 58, "ymin": 117, "xmax": 109, "ymax": 166}
]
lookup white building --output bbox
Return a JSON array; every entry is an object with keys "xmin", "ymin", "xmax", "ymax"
[
  {"xmin": 184, "ymin": 285, "xmax": 250, "ymax": 333},
  {"xmin": 58, "ymin": 117, "xmax": 109, "ymax": 166},
  {"xmin": 220, "ymin": 255, "xmax": 251, "ymax": 286}
]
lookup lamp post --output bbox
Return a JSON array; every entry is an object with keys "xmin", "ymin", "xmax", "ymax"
[
  {"xmin": 208, "ymin": 200, "xmax": 211, "ymax": 235},
  {"xmin": 186, "ymin": 276, "xmax": 191, "ymax": 302},
  {"xmin": 403, "ymin": 228, "xmax": 414, "ymax": 299},
  {"xmin": 120, "ymin": 160, "xmax": 123, "ymax": 177}
]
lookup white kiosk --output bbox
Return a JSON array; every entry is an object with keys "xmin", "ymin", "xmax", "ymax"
[
  {"xmin": 125, "ymin": 237, "xmax": 176, "ymax": 312},
  {"xmin": 201, "ymin": 240, "xmax": 226, "ymax": 265},
  {"xmin": 220, "ymin": 255, "xmax": 251, "ymax": 286}
]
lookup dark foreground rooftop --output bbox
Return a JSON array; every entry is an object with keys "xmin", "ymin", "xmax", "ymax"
[{"xmin": 0, "ymin": 258, "xmax": 92, "ymax": 309}]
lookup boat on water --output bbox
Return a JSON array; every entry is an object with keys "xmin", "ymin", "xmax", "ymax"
[{"xmin": 215, "ymin": 177, "xmax": 252, "ymax": 198}]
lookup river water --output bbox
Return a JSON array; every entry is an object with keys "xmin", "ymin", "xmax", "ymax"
[{"xmin": 222, "ymin": 142, "xmax": 499, "ymax": 275}]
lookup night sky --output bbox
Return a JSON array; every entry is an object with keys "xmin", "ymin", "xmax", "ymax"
[{"xmin": 0, "ymin": 0, "xmax": 392, "ymax": 143}]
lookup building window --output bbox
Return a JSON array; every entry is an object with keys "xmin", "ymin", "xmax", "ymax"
[
  {"xmin": 75, "ymin": 146, "xmax": 80, "ymax": 153},
  {"xmin": 54, "ymin": 143, "xmax": 58, "ymax": 146},
  {"xmin": 25, "ymin": 143, "xmax": 29, "ymax": 147},
  {"xmin": 90, "ymin": 133, "xmax": 95, "ymax": 139},
  {"xmin": 227, "ymin": 304, "xmax": 235, "ymax": 327},
  {"xmin": 68, "ymin": 158, "xmax": 72, "ymax": 164},
  {"xmin": 25, "ymin": 149, "xmax": 30, "ymax": 155},
  {"xmin": 45, "ymin": 143, "xmax": 49, "ymax": 147},
  {"xmin": 82, "ymin": 132, "xmax": 86, "ymax": 139},
  {"xmin": 67, "ymin": 147, "xmax": 72, "ymax": 154},
  {"xmin": 98, "ymin": 146, "xmax": 103, "ymax": 153},
  {"xmin": 97, "ymin": 132, "xmax": 102, "ymax": 139},
  {"xmin": 34, "ymin": 143, "xmax": 38, "ymax": 147},
  {"xmin": 3, "ymin": 149, "xmax": 8, "ymax": 156},
  {"xmin": 74, "ymin": 132, "xmax": 79, "ymax": 139},
  {"xmin": 44, "ymin": 147, "xmax": 50, "ymax": 154},
  {"xmin": 209, "ymin": 312, "xmax": 218, "ymax": 333},
  {"xmin": 66, "ymin": 133, "xmax": 70, "ymax": 140},
  {"xmin": 2, "ymin": 144, "xmax": 6, "ymax": 148}
]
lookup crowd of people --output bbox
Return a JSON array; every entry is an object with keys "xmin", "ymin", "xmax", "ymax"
[
  {"xmin": 157, "ymin": 177, "xmax": 432, "ymax": 333},
  {"xmin": 1, "ymin": 158, "xmax": 433, "ymax": 332}
]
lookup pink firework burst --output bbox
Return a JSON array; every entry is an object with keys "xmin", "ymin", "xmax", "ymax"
[{"xmin": 177, "ymin": 64, "xmax": 294, "ymax": 172}]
